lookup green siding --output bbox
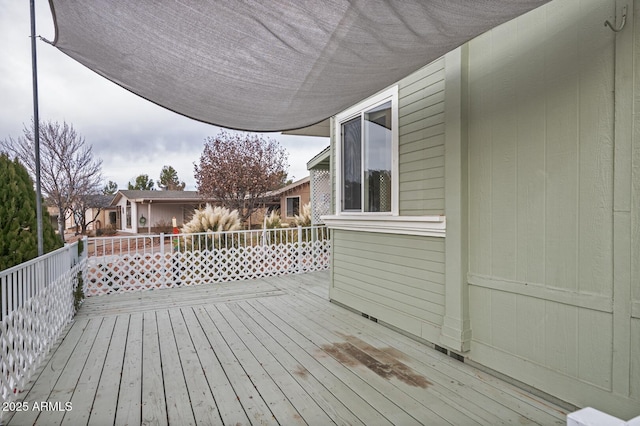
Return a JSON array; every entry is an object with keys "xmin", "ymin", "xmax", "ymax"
[
  {"xmin": 466, "ymin": 0, "xmax": 639, "ymax": 416},
  {"xmin": 330, "ymin": 230, "xmax": 445, "ymax": 342},
  {"xmin": 398, "ymin": 58, "xmax": 445, "ymax": 216},
  {"xmin": 631, "ymin": 0, "xmax": 640, "ymax": 405}
]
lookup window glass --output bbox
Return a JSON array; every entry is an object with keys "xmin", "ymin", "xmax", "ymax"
[
  {"xmin": 286, "ymin": 197, "xmax": 300, "ymax": 217},
  {"xmin": 341, "ymin": 117, "xmax": 361, "ymax": 211},
  {"xmin": 364, "ymin": 101, "xmax": 392, "ymax": 212},
  {"xmin": 340, "ymin": 100, "xmax": 392, "ymax": 213},
  {"xmin": 125, "ymin": 201, "xmax": 132, "ymax": 228}
]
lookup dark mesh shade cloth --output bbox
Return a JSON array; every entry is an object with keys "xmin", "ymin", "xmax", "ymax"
[{"xmin": 48, "ymin": 0, "xmax": 550, "ymax": 132}]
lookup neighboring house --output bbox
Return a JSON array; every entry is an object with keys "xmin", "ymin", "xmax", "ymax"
[
  {"xmin": 277, "ymin": 176, "xmax": 310, "ymax": 220},
  {"xmin": 46, "ymin": 195, "xmax": 117, "ymax": 234},
  {"xmin": 111, "ymin": 190, "xmax": 212, "ymax": 234},
  {"xmin": 260, "ymin": 176, "xmax": 311, "ymax": 222},
  {"xmin": 80, "ymin": 194, "xmax": 118, "ymax": 233},
  {"xmin": 297, "ymin": 0, "xmax": 638, "ymax": 418}
]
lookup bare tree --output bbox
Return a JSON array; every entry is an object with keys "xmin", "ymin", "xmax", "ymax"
[
  {"xmin": 71, "ymin": 193, "xmax": 113, "ymax": 235},
  {"xmin": 1, "ymin": 120, "xmax": 103, "ymax": 240},
  {"xmin": 195, "ymin": 131, "xmax": 288, "ymax": 225}
]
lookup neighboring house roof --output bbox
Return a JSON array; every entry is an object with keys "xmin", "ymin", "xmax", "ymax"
[
  {"xmin": 265, "ymin": 176, "xmax": 310, "ymax": 198},
  {"xmin": 111, "ymin": 190, "xmax": 211, "ymax": 205},
  {"xmin": 86, "ymin": 194, "xmax": 117, "ymax": 208},
  {"xmin": 307, "ymin": 146, "xmax": 330, "ymax": 170},
  {"xmin": 45, "ymin": 194, "xmax": 116, "ymax": 209}
]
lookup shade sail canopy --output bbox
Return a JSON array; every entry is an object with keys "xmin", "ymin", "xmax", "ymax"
[{"xmin": 49, "ymin": 0, "xmax": 550, "ymax": 132}]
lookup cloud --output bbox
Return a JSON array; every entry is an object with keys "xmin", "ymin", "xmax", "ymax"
[{"xmin": 1, "ymin": 2, "xmax": 328, "ymax": 193}]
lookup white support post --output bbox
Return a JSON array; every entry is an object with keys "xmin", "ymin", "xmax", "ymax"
[
  {"xmin": 160, "ymin": 232, "xmax": 165, "ymax": 288},
  {"xmin": 297, "ymin": 226, "xmax": 303, "ymax": 273},
  {"xmin": 81, "ymin": 236, "xmax": 88, "ymax": 261}
]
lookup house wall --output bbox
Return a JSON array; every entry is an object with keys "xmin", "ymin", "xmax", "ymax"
[
  {"xmin": 114, "ymin": 198, "xmax": 136, "ymax": 232},
  {"xmin": 331, "ymin": 231, "xmax": 445, "ymax": 343},
  {"xmin": 399, "ymin": 58, "xmax": 446, "ymax": 216},
  {"xmin": 327, "ymin": 0, "xmax": 639, "ymax": 418},
  {"xmin": 329, "ymin": 58, "xmax": 448, "ymax": 342},
  {"xmin": 628, "ymin": 0, "xmax": 640, "ymax": 409},
  {"xmin": 139, "ymin": 203, "xmax": 194, "ymax": 229},
  {"xmin": 280, "ymin": 181, "xmax": 310, "ymax": 220},
  {"xmin": 465, "ymin": 0, "xmax": 638, "ymax": 417}
]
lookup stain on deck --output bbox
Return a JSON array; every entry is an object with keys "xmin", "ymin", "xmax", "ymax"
[{"xmin": 321, "ymin": 334, "xmax": 432, "ymax": 388}]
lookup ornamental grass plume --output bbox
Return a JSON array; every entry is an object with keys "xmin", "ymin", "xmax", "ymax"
[
  {"xmin": 292, "ymin": 203, "xmax": 312, "ymax": 227},
  {"xmin": 182, "ymin": 204, "xmax": 241, "ymax": 234},
  {"xmin": 264, "ymin": 210, "xmax": 286, "ymax": 229},
  {"xmin": 181, "ymin": 204, "xmax": 242, "ymax": 250}
]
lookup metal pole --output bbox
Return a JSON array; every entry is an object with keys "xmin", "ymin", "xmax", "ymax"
[{"xmin": 30, "ymin": 0, "xmax": 44, "ymax": 256}]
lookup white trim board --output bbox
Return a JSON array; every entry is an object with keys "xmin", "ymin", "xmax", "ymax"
[{"xmin": 322, "ymin": 215, "xmax": 445, "ymax": 237}]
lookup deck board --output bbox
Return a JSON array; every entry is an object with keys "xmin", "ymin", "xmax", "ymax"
[
  {"xmin": 156, "ymin": 310, "xmax": 196, "ymax": 426},
  {"xmin": 282, "ymin": 277, "xmax": 568, "ymax": 424},
  {"xmin": 88, "ymin": 314, "xmax": 129, "ymax": 426},
  {"xmin": 141, "ymin": 311, "xmax": 168, "ymax": 426},
  {"xmin": 167, "ymin": 309, "xmax": 222, "ymax": 425},
  {"xmin": 114, "ymin": 313, "xmax": 143, "ymax": 426},
  {"xmin": 5, "ymin": 271, "xmax": 569, "ymax": 425}
]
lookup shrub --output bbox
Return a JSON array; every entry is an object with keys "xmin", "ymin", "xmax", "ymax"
[
  {"xmin": 181, "ymin": 204, "xmax": 241, "ymax": 250},
  {"xmin": 292, "ymin": 203, "xmax": 312, "ymax": 227},
  {"xmin": 264, "ymin": 210, "xmax": 287, "ymax": 229}
]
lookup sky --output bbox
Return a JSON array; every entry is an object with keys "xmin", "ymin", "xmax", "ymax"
[{"xmin": 0, "ymin": 2, "xmax": 329, "ymax": 191}]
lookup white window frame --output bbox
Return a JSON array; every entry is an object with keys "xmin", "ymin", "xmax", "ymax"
[
  {"xmin": 285, "ymin": 195, "xmax": 301, "ymax": 218},
  {"xmin": 335, "ymin": 85, "xmax": 399, "ymax": 216}
]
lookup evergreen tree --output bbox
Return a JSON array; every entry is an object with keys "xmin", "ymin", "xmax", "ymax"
[
  {"xmin": 0, "ymin": 154, "xmax": 62, "ymax": 270},
  {"xmin": 127, "ymin": 174, "xmax": 154, "ymax": 190},
  {"xmin": 158, "ymin": 165, "xmax": 185, "ymax": 190},
  {"xmin": 103, "ymin": 180, "xmax": 118, "ymax": 195}
]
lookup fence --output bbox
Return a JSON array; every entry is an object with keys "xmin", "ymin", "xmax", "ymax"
[
  {"xmin": 0, "ymin": 242, "xmax": 84, "ymax": 404},
  {"xmin": 84, "ymin": 225, "xmax": 330, "ymax": 296}
]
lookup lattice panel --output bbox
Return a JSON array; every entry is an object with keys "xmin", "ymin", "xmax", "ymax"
[
  {"xmin": 0, "ymin": 259, "xmax": 85, "ymax": 406},
  {"xmin": 85, "ymin": 238, "xmax": 331, "ymax": 295},
  {"xmin": 310, "ymin": 169, "xmax": 331, "ymax": 224}
]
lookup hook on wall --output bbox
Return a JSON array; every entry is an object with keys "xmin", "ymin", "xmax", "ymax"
[{"xmin": 604, "ymin": 6, "xmax": 627, "ymax": 32}]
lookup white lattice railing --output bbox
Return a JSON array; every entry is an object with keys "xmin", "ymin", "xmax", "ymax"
[
  {"xmin": 0, "ymin": 242, "xmax": 84, "ymax": 407},
  {"xmin": 85, "ymin": 225, "xmax": 331, "ymax": 296}
]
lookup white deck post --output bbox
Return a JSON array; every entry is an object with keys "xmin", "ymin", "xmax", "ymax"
[
  {"xmin": 159, "ymin": 233, "xmax": 166, "ymax": 288},
  {"xmin": 297, "ymin": 226, "xmax": 302, "ymax": 273}
]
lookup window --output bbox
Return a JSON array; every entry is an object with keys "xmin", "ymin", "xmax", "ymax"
[
  {"xmin": 337, "ymin": 86, "xmax": 398, "ymax": 214},
  {"xmin": 125, "ymin": 201, "xmax": 131, "ymax": 228},
  {"xmin": 286, "ymin": 196, "xmax": 300, "ymax": 218}
]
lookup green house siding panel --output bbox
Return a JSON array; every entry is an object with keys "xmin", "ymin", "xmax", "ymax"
[
  {"xmin": 632, "ymin": 319, "xmax": 640, "ymax": 401},
  {"xmin": 401, "ymin": 199, "xmax": 445, "ymax": 213},
  {"xmin": 400, "ymin": 90, "xmax": 445, "ymax": 118},
  {"xmin": 401, "ymin": 167, "xmax": 444, "ymax": 185},
  {"xmin": 469, "ymin": 286, "xmax": 613, "ymax": 389},
  {"xmin": 467, "ymin": 1, "xmax": 614, "ymax": 293},
  {"xmin": 397, "ymin": 58, "xmax": 446, "ymax": 217},
  {"xmin": 398, "ymin": 57, "xmax": 445, "ymax": 88},
  {"xmin": 400, "ymin": 123, "xmax": 446, "ymax": 145},
  {"xmin": 400, "ymin": 134, "xmax": 445, "ymax": 155},
  {"xmin": 330, "ymin": 230, "xmax": 445, "ymax": 340},
  {"xmin": 465, "ymin": 0, "xmax": 631, "ymax": 414},
  {"xmin": 399, "ymin": 101, "xmax": 444, "ymax": 128}
]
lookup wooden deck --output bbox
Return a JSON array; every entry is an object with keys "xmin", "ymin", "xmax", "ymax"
[{"xmin": 5, "ymin": 271, "xmax": 569, "ymax": 425}]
